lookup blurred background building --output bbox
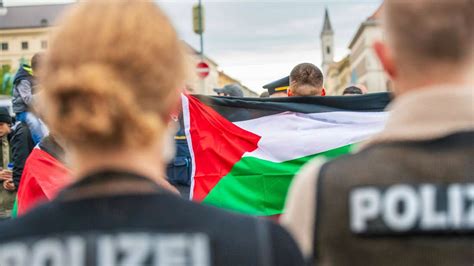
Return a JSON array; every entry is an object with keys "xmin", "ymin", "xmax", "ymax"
[
  {"xmin": 322, "ymin": 5, "xmax": 390, "ymax": 95},
  {"xmin": 0, "ymin": 3, "xmax": 255, "ymax": 96}
]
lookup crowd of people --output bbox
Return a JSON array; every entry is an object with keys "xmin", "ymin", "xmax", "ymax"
[{"xmin": 0, "ymin": 0, "xmax": 472, "ymax": 265}]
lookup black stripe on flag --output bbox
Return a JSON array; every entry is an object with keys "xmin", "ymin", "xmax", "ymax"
[{"xmin": 192, "ymin": 92, "xmax": 392, "ymax": 122}]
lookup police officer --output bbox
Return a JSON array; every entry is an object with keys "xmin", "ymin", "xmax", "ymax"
[
  {"xmin": 282, "ymin": 1, "xmax": 473, "ymax": 265},
  {"xmin": 0, "ymin": 2, "xmax": 305, "ymax": 265},
  {"xmin": 213, "ymin": 83, "xmax": 244, "ymax": 97},
  {"xmin": 166, "ymin": 114, "xmax": 192, "ymax": 198},
  {"xmin": 262, "ymin": 76, "xmax": 289, "ymax": 98}
]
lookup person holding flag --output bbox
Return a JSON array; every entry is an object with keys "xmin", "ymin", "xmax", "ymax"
[{"xmin": 287, "ymin": 63, "xmax": 326, "ymax": 97}]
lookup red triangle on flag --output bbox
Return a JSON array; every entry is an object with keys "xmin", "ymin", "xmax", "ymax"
[{"xmin": 186, "ymin": 95, "xmax": 261, "ymax": 201}]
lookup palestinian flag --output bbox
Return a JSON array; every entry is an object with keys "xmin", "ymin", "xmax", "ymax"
[
  {"xmin": 182, "ymin": 93, "xmax": 390, "ymax": 216},
  {"xmin": 16, "ymin": 147, "xmax": 71, "ymax": 216}
]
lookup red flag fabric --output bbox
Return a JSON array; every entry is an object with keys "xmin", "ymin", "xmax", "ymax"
[
  {"xmin": 16, "ymin": 148, "xmax": 72, "ymax": 216},
  {"xmin": 184, "ymin": 95, "xmax": 261, "ymax": 201}
]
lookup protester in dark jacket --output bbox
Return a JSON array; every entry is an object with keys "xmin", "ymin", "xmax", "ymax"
[
  {"xmin": 12, "ymin": 64, "xmax": 35, "ymax": 114},
  {"xmin": 0, "ymin": 108, "xmax": 14, "ymax": 220},
  {"xmin": 0, "ymin": 108, "xmax": 34, "ymax": 219},
  {"xmin": 12, "ymin": 54, "xmax": 48, "ymax": 144},
  {"xmin": 10, "ymin": 122, "xmax": 35, "ymax": 189}
]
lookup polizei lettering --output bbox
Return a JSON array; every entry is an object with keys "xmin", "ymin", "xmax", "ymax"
[
  {"xmin": 349, "ymin": 183, "xmax": 474, "ymax": 234},
  {"xmin": 0, "ymin": 233, "xmax": 210, "ymax": 266}
]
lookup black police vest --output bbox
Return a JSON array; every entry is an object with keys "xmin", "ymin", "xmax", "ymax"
[
  {"xmin": 0, "ymin": 171, "xmax": 305, "ymax": 266},
  {"xmin": 313, "ymin": 131, "xmax": 474, "ymax": 266}
]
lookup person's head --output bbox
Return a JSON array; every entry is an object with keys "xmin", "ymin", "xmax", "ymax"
[
  {"xmin": 374, "ymin": 0, "xmax": 474, "ymax": 96},
  {"xmin": 263, "ymin": 76, "xmax": 289, "ymax": 98},
  {"xmin": 213, "ymin": 84, "xmax": 244, "ymax": 97},
  {"xmin": 288, "ymin": 63, "xmax": 325, "ymax": 96},
  {"xmin": 342, "ymin": 86, "xmax": 363, "ymax": 96},
  {"xmin": 0, "ymin": 108, "xmax": 11, "ymax": 137},
  {"xmin": 259, "ymin": 91, "xmax": 269, "ymax": 98},
  {"xmin": 270, "ymin": 91, "xmax": 288, "ymax": 98},
  {"xmin": 40, "ymin": 1, "xmax": 185, "ymax": 179},
  {"xmin": 31, "ymin": 53, "xmax": 44, "ymax": 73}
]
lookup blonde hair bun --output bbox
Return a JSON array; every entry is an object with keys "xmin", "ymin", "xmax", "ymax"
[{"xmin": 40, "ymin": 1, "xmax": 185, "ymax": 151}]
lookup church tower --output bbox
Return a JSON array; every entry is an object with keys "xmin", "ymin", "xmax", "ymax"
[{"xmin": 320, "ymin": 8, "xmax": 334, "ymax": 74}]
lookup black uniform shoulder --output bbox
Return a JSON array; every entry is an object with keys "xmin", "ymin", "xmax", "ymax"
[
  {"xmin": 319, "ymin": 131, "xmax": 474, "ymax": 190},
  {"xmin": 267, "ymin": 220, "xmax": 306, "ymax": 265},
  {"xmin": 0, "ymin": 192, "xmax": 305, "ymax": 265}
]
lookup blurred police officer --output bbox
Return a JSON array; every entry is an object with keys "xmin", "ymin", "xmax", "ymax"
[
  {"xmin": 282, "ymin": 1, "xmax": 473, "ymax": 265},
  {"xmin": 213, "ymin": 83, "xmax": 244, "ymax": 97},
  {"xmin": 262, "ymin": 76, "xmax": 289, "ymax": 98},
  {"xmin": 0, "ymin": 1, "xmax": 304, "ymax": 265}
]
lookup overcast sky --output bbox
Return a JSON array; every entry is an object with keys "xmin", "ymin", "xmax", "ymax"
[{"xmin": 5, "ymin": 0, "xmax": 383, "ymax": 93}]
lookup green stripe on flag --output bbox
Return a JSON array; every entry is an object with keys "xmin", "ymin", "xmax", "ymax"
[
  {"xmin": 11, "ymin": 195, "xmax": 18, "ymax": 218},
  {"xmin": 202, "ymin": 144, "xmax": 354, "ymax": 216}
]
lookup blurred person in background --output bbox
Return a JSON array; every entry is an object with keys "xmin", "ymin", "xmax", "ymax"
[
  {"xmin": 282, "ymin": 0, "xmax": 473, "ymax": 265},
  {"xmin": 12, "ymin": 53, "xmax": 49, "ymax": 144},
  {"xmin": 213, "ymin": 83, "xmax": 244, "ymax": 97},
  {"xmin": 166, "ymin": 113, "xmax": 192, "ymax": 198},
  {"xmin": 0, "ymin": 1, "xmax": 304, "ymax": 265},
  {"xmin": 0, "ymin": 108, "xmax": 14, "ymax": 220},
  {"xmin": 0, "ymin": 107, "xmax": 35, "ymax": 220},
  {"xmin": 342, "ymin": 86, "xmax": 363, "ymax": 95},
  {"xmin": 262, "ymin": 76, "xmax": 289, "ymax": 98},
  {"xmin": 288, "ymin": 63, "xmax": 325, "ymax": 96},
  {"xmin": 10, "ymin": 117, "xmax": 35, "ymax": 193}
]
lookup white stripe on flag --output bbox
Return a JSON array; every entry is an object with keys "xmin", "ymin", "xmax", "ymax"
[
  {"xmin": 181, "ymin": 94, "xmax": 196, "ymax": 200},
  {"xmin": 235, "ymin": 111, "xmax": 389, "ymax": 163}
]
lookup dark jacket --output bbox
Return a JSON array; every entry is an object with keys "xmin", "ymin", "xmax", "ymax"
[
  {"xmin": 167, "ymin": 116, "xmax": 192, "ymax": 198},
  {"xmin": 12, "ymin": 64, "xmax": 35, "ymax": 113},
  {"xmin": 0, "ymin": 171, "xmax": 305, "ymax": 266},
  {"xmin": 12, "ymin": 65, "xmax": 33, "ymax": 86},
  {"xmin": 38, "ymin": 135, "xmax": 65, "ymax": 163},
  {"xmin": 10, "ymin": 122, "xmax": 35, "ymax": 188}
]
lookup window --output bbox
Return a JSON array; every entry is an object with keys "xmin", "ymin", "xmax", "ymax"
[
  {"xmin": 1, "ymin": 42, "xmax": 8, "ymax": 51},
  {"xmin": 41, "ymin": 40, "xmax": 48, "ymax": 49},
  {"xmin": 21, "ymin": 41, "xmax": 28, "ymax": 50},
  {"xmin": 326, "ymin": 46, "xmax": 331, "ymax": 54}
]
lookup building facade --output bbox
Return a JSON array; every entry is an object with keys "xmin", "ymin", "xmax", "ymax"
[
  {"xmin": 348, "ymin": 7, "xmax": 389, "ymax": 93},
  {"xmin": 0, "ymin": 4, "xmax": 60, "ymax": 70},
  {"xmin": 320, "ymin": 8, "xmax": 334, "ymax": 75},
  {"xmin": 218, "ymin": 70, "xmax": 257, "ymax": 97},
  {"xmin": 0, "ymin": 3, "xmax": 254, "ymax": 96},
  {"xmin": 321, "ymin": 5, "xmax": 389, "ymax": 94},
  {"xmin": 324, "ymin": 55, "xmax": 351, "ymax": 96}
]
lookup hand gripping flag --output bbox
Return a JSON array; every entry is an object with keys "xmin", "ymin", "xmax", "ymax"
[{"xmin": 182, "ymin": 93, "xmax": 391, "ymax": 216}]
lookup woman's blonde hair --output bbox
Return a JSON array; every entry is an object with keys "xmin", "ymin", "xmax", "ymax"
[{"xmin": 40, "ymin": 0, "xmax": 185, "ymax": 151}]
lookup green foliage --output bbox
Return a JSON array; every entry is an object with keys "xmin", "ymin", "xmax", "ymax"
[{"xmin": 0, "ymin": 65, "xmax": 13, "ymax": 96}]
